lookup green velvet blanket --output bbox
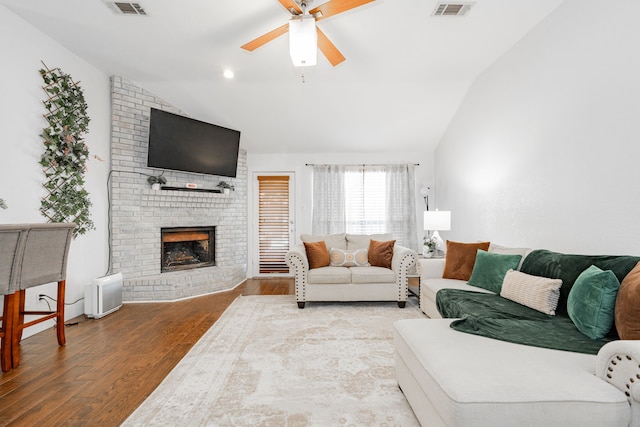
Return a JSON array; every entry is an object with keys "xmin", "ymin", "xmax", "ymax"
[
  {"xmin": 435, "ymin": 250, "xmax": 640, "ymax": 355},
  {"xmin": 437, "ymin": 289, "xmax": 613, "ymax": 355}
]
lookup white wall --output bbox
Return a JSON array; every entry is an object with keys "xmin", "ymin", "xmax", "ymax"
[
  {"xmin": 435, "ymin": 0, "xmax": 640, "ymax": 255},
  {"xmin": 0, "ymin": 6, "xmax": 111, "ymax": 335},
  {"xmin": 247, "ymin": 150, "xmax": 433, "ymax": 276}
]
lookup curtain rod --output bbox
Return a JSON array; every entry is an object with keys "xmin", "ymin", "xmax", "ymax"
[{"xmin": 305, "ymin": 163, "xmax": 420, "ymax": 166}]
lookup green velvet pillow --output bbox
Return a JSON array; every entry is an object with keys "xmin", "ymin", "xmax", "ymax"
[
  {"xmin": 467, "ymin": 250, "xmax": 523, "ymax": 294},
  {"xmin": 567, "ymin": 265, "xmax": 620, "ymax": 340}
]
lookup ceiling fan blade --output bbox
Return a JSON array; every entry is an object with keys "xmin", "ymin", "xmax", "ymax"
[
  {"xmin": 241, "ymin": 23, "xmax": 289, "ymax": 51},
  {"xmin": 310, "ymin": 0, "xmax": 375, "ymax": 21},
  {"xmin": 316, "ymin": 27, "xmax": 345, "ymax": 66},
  {"xmin": 277, "ymin": 0, "xmax": 302, "ymax": 14}
]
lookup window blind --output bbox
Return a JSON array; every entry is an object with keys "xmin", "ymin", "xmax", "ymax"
[{"xmin": 258, "ymin": 175, "xmax": 290, "ymax": 274}]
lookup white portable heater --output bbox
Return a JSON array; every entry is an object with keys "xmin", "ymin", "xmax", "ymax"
[{"xmin": 85, "ymin": 273, "xmax": 123, "ymax": 319}]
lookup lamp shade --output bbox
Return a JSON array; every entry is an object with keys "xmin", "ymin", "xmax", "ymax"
[
  {"xmin": 424, "ymin": 210, "xmax": 451, "ymax": 231},
  {"xmin": 289, "ymin": 15, "xmax": 317, "ymax": 67}
]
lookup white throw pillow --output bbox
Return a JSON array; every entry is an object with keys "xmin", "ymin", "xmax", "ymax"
[
  {"xmin": 329, "ymin": 248, "xmax": 369, "ymax": 267},
  {"xmin": 500, "ymin": 269, "xmax": 562, "ymax": 315},
  {"xmin": 489, "ymin": 243, "xmax": 531, "ymax": 269}
]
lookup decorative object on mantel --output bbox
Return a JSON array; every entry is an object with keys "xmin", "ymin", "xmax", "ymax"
[
  {"xmin": 216, "ymin": 181, "xmax": 234, "ymax": 194},
  {"xmin": 147, "ymin": 173, "xmax": 167, "ymax": 190},
  {"xmin": 423, "ymin": 210, "xmax": 451, "ymax": 258},
  {"xmin": 39, "ymin": 62, "xmax": 94, "ymax": 237},
  {"xmin": 0, "ymin": 198, "xmax": 6, "ymax": 209}
]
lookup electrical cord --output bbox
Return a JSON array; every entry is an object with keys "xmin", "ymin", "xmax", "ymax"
[
  {"xmin": 105, "ymin": 169, "xmax": 113, "ymax": 277},
  {"xmin": 37, "ymin": 294, "xmax": 85, "ymax": 327},
  {"xmin": 38, "ymin": 294, "xmax": 84, "ymax": 305}
]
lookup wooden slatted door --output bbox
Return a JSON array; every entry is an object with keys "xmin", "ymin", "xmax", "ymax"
[{"xmin": 257, "ymin": 175, "xmax": 292, "ymax": 274}]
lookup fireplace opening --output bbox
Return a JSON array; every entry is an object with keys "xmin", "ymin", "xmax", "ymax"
[{"xmin": 161, "ymin": 226, "xmax": 215, "ymax": 272}]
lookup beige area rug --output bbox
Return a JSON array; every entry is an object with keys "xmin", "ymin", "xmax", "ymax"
[{"xmin": 122, "ymin": 295, "xmax": 425, "ymax": 426}]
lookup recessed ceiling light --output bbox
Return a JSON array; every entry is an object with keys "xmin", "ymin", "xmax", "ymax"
[{"xmin": 223, "ymin": 69, "xmax": 234, "ymax": 79}]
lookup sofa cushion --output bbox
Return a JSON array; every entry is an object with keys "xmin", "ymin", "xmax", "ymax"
[
  {"xmin": 329, "ymin": 248, "xmax": 369, "ymax": 267},
  {"xmin": 303, "ymin": 241, "xmax": 330, "ymax": 269},
  {"xmin": 421, "ymin": 278, "xmax": 493, "ymax": 307},
  {"xmin": 615, "ymin": 261, "xmax": 640, "ymax": 339},
  {"xmin": 467, "ymin": 250, "xmax": 522, "ymax": 293},
  {"xmin": 301, "ymin": 233, "xmax": 347, "ymax": 250},
  {"xmin": 350, "ymin": 266, "xmax": 396, "ymax": 284},
  {"xmin": 437, "ymin": 290, "xmax": 614, "ymax": 354},
  {"xmin": 500, "ymin": 269, "xmax": 562, "ymax": 315},
  {"xmin": 568, "ymin": 265, "xmax": 620, "ymax": 340},
  {"xmin": 436, "ymin": 289, "xmax": 550, "ymax": 321},
  {"xmin": 393, "ymin": 319, "xmax": 630, "ymax": 427},
  {"xmin": 346, "ymin": 233, "xmax": 393, "ymax": 250},
  {"xmin": 442, "ymin": 241, "xmax": 490, "ymax": 281},
  {"xmin": 519, "ymin": 250, "xmax": 640, "ymax": 317},
  {"xmin": 307, "ymin": 266, "xmax": 351, "ymax": 284},
  {"xmin": 368, "ymin": 239, "xmax": 395, "ymax": 269}
]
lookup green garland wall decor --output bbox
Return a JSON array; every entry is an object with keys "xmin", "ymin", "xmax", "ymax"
[{"xmin": 39, "ymin": 62, "xmax": 94, "ymax": 237}]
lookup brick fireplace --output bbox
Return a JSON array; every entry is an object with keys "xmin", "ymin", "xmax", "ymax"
[
  {"xmin": 161, "ymin": 226, "xmax": 215, "ymax": 272},
  {"xmin": 109, "ymin": 76, "xmax": 247, "ymax": 301}
]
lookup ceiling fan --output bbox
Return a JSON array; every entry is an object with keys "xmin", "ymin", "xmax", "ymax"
[{"xmin": 241, "ymin": 0, "xmax": 375, "ymax": 67}]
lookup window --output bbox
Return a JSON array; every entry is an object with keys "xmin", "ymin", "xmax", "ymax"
[
  {"xmin": 311, "ymin": 164, "xmax": 417, "ymax": 249},
  {"xmin": 344, "ymin": 168, "xmax": 386, "ymax": 234}
]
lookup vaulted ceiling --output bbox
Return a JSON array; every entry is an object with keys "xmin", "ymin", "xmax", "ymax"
[{"xmin": 1, "ymin": 0, "xmax": 565, "ymax": 154}]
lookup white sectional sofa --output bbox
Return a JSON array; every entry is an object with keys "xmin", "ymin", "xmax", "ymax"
[
  {"xmin": 285, "ymin": 233, "xmax": 417, "ymax": 308},
  {"xmin": 393, "ymin": 246, "xmax": 640, "ymax": 427}
]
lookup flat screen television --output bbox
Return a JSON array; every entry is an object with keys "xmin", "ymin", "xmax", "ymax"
[{"xmin": 147, "ymin": 108, "xmax": 240, "ymax": 178}]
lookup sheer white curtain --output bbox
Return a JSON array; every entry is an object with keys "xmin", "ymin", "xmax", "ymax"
[
  {"xmin": 311, "ymin": 164, "xmax": 346, "ymax": 234},
  {"xmin": 311, "ymin": 163, "xmax": 417, "ymax": 249},
  {"xmin": 385, "ymin": 164, "xmax": 417, "ymax": 250}
]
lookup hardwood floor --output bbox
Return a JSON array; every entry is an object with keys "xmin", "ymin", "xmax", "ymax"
[{"xmin": 0, "ymin": 278, "xmax": 294, "ymax": 426}]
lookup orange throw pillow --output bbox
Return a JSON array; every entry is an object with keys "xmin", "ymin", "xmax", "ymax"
[
  {"xmin": 443, "ymin": 241, "xmax": 491, "ymax": 281},
  {"xmin": 369, "ymin": 239, "xmax": 396, "ymax": 269},
  {"xmin": 615, "ymin": 261, "xmax": 640, "ymax": 339},
  {"xmin": 303, "ymin": 241, "xmax": 330, "ymax": 269}
]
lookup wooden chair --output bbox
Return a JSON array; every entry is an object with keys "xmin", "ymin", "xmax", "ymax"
[
  {"xmin": 0, "ymin": 226, "xmax": 25, "ymax": 372},
  {"xmin": 10, "ymin": 223, "xmax": 74, "ymax": 369}
]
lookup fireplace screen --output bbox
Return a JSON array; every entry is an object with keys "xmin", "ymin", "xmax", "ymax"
[{"xmin": 161, "ymin": 226, "xmax": 215, "ymax": 272}]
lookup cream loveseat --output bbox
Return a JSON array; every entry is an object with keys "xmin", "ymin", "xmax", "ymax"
[
  {"xmin": 285, "ymin": 233, "xmax": 417, "ymax": 309},
  {"xmin": 394, "ymin": 243, "xmax": 640, "ymax": 427}
]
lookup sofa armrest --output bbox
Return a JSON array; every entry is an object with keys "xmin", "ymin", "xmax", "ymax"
[
  {"xmin": 596, "ymin": 340, "xmax": 640, "ymax": 406},
  {"xmin": 285, "ymin": 244, "xmax": 309, "ymax": 275},
  {"xmin": 285, "ymin": 244, "xmax": 309, "ymax": 304},
  {"xmin": 417, "ymin": 258, "xmax": 446, "ymax": 280},
  {"xmin": 391, "ymin": 245, "xmax": 417, "ymax": 272},
  {"xmin": 391, "ymin": 245, "xmax": 417, "ymax": 303}
]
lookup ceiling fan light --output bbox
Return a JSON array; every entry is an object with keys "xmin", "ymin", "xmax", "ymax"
[{"xmin": 289, "ymin": 15, "xmax": 317, "ymax": 67}]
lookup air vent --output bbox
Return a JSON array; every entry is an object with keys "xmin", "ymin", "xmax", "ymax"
[
  {"xmin": 432, "ymin": 3, "xmax": 473, "ymax": 17},
  {"xmin": 112, "ymin": 2, "xmax": 146, "ymax": 15}
]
